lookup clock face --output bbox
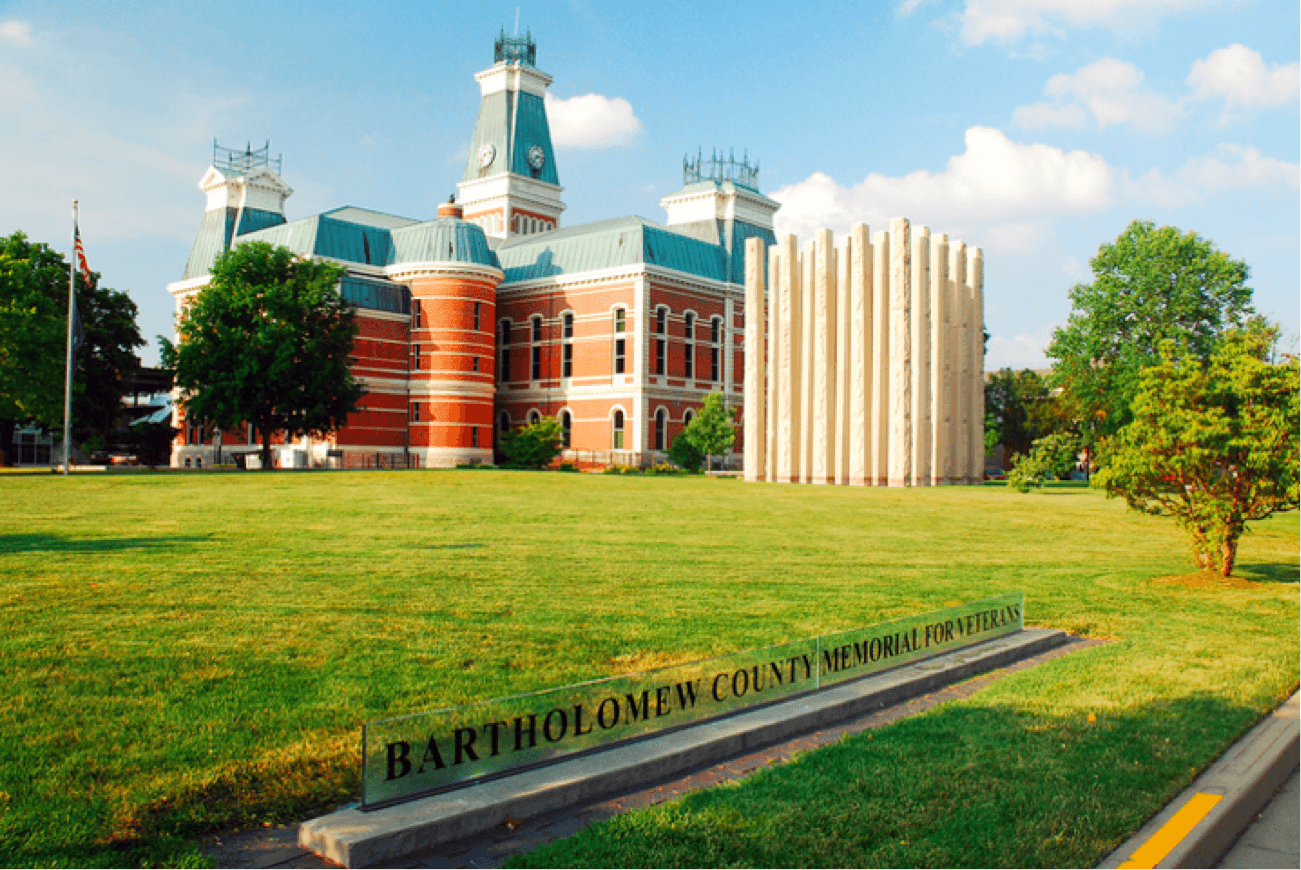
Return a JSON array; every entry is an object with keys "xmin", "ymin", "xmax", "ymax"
[
  {"xmin": 527, "ymin": 144, "xmax": 546, "ymax": 170},
  {"xmin": 478, "ymin": 142, "xmax": 496, "ymax": 168}
]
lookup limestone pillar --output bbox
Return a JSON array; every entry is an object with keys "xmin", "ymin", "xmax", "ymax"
[
  {"xmin": 846, "ymin": 225, "xmax": 871, "ymax": 486},
  {"xmin": 952, "ymin": 241, "xmax": 970, "ymax": 485},
  {"xmin": 910, "ymin": 225, "xmax": 931, "ymax": 486},
  {"xmin": 765, "ymin": 245, "xmax": 780, "ymax": 483},
  {"xmin": 799, "ymin": 245, "xmax": 815, "ymax": 483},
  {"xmin": 888, "ymin": 218, "xmax": 912, "ymax": 487},
  {"xmin": 968, "ymin": 247, "xmax": 985, "ymax": 485},
  {"xmin": 811, "ymin": 230, "xmax": 836, "ymax": 484},
  {"xmin": 930, "ymin": 233, "xmax": 951, "ymax": 485},
  {"xmin": 832, "ymin": 234, "xmax": 853, "ymax": 486},
  {"xmin": 870, "ymin": 231, "xmax": 890, "ymax": 486},
  {"xmin": 743, "ymin": 236, "xmax": 766, "ymax": 483},
  {"xmin": 776, "ymin": 235, "xmax": 801, "ymax": 484}
]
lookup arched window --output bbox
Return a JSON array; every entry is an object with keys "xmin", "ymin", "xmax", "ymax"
[
  {"xmin": 655, "ymin": 408, "xmax": 667, "ymax": 450},
  {"xmin": 528, "ymin": 410, "xmax": 540, "ymax": 426},
  {"xmin": 560, "ymin": 410, "xmax": 572, "ymax": 447},
  {"xmin": 498, "ymin": 411, "xmax": 510, "ymax": 433},
  {"xmin": 612, "ymin": 409, "xmax": 625, "ymax": 449},
  {"xmin": 683, "ymin": 409, "xmax": 695, "ymax": 428}
]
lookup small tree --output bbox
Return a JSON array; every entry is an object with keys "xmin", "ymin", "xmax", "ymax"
[
  {"xmin": 667, "ymin": 432, "xmax": 704, "ymax": 473},
  {"xmin": 499, "ymin": 416, "xmax": 562, "ymax": 468},
  {"xmin": 1094, "ymin": 329, "xmax": 1299, "ymax": 576},
  {"xmin": 683, "ymin": 392, "xmax": 736, "ymax": 471},
  {"xmin": 1007, "ymin": 432, "xmax": 1080, "ymax": 493},
  {"xmin": 162, "ymin": 243, "xmax": 364, "ymax": 469}
]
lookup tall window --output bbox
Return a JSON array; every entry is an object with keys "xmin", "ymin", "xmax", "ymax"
[
  {"xmin": 412, "ymin": 343, "xmax": 422, "ymax": 371},
  {"xmin": 655, "ymin": 307, "xmax": 667, "ymax": 334},
  {"xmin": 474, "ymin": 302, "xmax": 482, "ymax": 332},
  {"xmin": 612, "ymin": 409, "xmax": 624, "ymax": 449},
  {"xmin": 499, "ymin": 320, "xmax": 511, "ymax": 383},
  {"xmin": 613, "ymin": 308, "xmax": 626, "ymax": 375},
  {"xmin": 684, "ymin": 312, "xmax": 695, "ymax": 379},
  {"xmin": 655, "ymin": 337, "xmax": 665, "ymax": 375},
  {"xmin": 498, "ymin": 411, "xmax": 510, "ymax": 433},
  {"xmin": 710, "ymin": 317, "xmax": 722, "ymax": 382},
  {"xmin": 471, "ymin": 427, "xmax": 479, "ymax": 448},
  {"xmin": 683, "ymin": 409, "xmax": 695, "ymax": 429},
  {"xmin": 529, "ymin": 410, "xmax": 541, "ymax": 425},
  {"xmin": 530, "ymin": 316, "xmax": 542, "ymax": 381},
  {"xmin": 562, "ymin": 312, "xmax": 574, "ymax": 378},
  {"xmin": 413, "ymin": 300, "xmax": 422, "ymax": 329},
  {"xmin": 560, "ymin": 410, "xmax": 572, "ymax": 447},
  {"xmin": 655, "ymin": 408, "xmax": 666, "ymax": 450}
]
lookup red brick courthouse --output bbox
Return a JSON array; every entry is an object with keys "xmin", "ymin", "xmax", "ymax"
[{"xmin": 168, "ymin": 32, "xmax": 777, "ymax": 469}]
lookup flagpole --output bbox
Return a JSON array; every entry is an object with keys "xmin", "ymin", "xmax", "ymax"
[{"xmin": 62, "ymin": 200, "xmax": 77, "ymax": 475}]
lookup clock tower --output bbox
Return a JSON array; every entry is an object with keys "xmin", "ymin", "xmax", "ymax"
[{"xmin": 457, "ymin": 29, "xmax": 565, "ymax": 240}]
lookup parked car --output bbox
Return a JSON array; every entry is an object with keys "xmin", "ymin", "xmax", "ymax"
[{"xmin": 984, "ymin": 467, "xmax": 1007, "ymax": 480}]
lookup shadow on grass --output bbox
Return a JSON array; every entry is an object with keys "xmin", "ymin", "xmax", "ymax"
[
  {"xmin": 508, "ymin": 691, "xmax": 1272, "ymax": 870},
  {"xmin": 0, "ymin": 533, "xmax": 211, "ymax": 554},
  {"xmin": 1235, "ymin": 563, "xmax": 1300, "ymax": 584}
]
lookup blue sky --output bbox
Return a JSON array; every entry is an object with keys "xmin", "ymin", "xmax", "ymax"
[{"xmin": 2, "ymin": 0, "xmax": 1296, "ymax": 367}]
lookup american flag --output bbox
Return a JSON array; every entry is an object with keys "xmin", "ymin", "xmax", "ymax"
[{"xmin": 70, "ymin": 215, "xmax": 86, "ymax": 353}]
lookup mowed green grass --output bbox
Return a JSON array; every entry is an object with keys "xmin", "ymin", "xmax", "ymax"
[{"xmin": 0, "ymin": 470, "xmax": 1296, "ymax": 868}]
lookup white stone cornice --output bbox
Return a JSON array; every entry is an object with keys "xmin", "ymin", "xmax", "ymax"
[
  {"xmin": 200, "ymin": 164, "xmax": 294, "ymax": 213},
  {"xmin": 475, "ymin": 63, "xmax": 552, "ymax": 97},
  {"xmin": 167, "ymin": 275, "xmax": 211, "ymax": 299},
  {"xmin": 385, "ymin": 261, "xmax": 505, "ymax": 283},
  {"xmin": 498, "ymin": 262, "xmax": 738, "ymax": 298}
]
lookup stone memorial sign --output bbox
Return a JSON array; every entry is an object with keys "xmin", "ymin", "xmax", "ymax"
[{"xmin": 361, "ymin": 592, "xmax": 1023, "ymax": 808}]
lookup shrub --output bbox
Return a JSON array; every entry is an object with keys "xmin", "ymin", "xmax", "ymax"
[
  {"xmin": 498, "ymin": 416, "xmax": 563, "ymax": 469},
  {"xmin": 667, "ymin": 433, "xmax": 704, "ymax": 473}
]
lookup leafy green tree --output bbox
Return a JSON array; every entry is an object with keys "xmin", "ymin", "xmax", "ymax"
[
  {"xmin": 162, "ymin": 242, "xmax": 364, "ymax": 469},
  {"xmin": 0, "ymin": 231, "xmax": 143, "ymax": 463},
  {"xmin": 667, "ymin": 432, "xmax": 704, "ymax": 473},
  {"xmin": 984, "ymin": 368, "xmax": 1050, "ymax": 460},
  {"xmin": 683, "ymin": 392, "xmax": 736, "ymax": 471},
  {"xmin": 1094, "ymin": 328, "xmax": 1299, "ymax": 576},
  {"xmin": 1047, "ymin": 220, "xmax": 1254, "ymax": 439},
  {"xmin": 499, "ymin": 415, "xmax": 562, "ymax": 468},
  {"xmin": 1007, "ymin": 432, "xmax": 1081, "ymax": 493}
]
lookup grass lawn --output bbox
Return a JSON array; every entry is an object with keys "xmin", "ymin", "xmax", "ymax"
[{"xmin": 0, "ymin": 469, "xmax": 1296, "ymax": 868}]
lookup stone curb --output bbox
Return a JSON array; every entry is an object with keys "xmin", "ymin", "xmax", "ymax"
[
  {"xmin": 1100, "ymin": 690, "xmax": 1300, "ymax": 869},
  {"xmin": 300, "ymin": 627, "xmax": 1067, "ymax": 868}
]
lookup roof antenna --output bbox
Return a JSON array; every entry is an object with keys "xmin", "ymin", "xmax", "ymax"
[{"xmin": 514, "ymin": 7, "xmax": 520, "ymax": 36}]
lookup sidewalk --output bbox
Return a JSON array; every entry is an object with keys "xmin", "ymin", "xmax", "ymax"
[{"xmin": 1102, "ymin": 691, "xmax": 1300, "ymax": 870}]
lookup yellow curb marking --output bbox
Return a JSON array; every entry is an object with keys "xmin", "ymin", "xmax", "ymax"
[{"xmin": 1119, "ymin": 792, "xmax": 1223, "ymax": 869}]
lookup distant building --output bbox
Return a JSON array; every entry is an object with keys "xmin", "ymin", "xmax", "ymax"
[{"xmin": 169, "ymin": 30, "xmax": 776, "ymax": 469}]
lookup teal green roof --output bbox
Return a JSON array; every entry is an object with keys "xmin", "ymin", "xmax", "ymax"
[
  {"xmin": 181, "ymin": 207, "xmax": 286, "ymax": 279},
  {"xmin": 496, "ymin": 217, "xmax": 727, "ymax": 283},
  {"xmin": 391, "ymin": 218, "xmax": 500, "ymax": 268},
  {"xmin": 462, "ymin": 88, "xmax": 559, "ymax": 186},
  {"xmin": 235, "ymin": 213, "xmax": 499, "ymax": 270},
  {"xmin": 323, "ymin": 206, "xmax": 419, "ymax": 230}
]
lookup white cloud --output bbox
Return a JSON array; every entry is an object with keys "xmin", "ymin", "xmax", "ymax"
[
  {"xmin": 958, "ymin": 0, "xmax": 1220, "ymax": 45},
  {"xmin": 771, "ymin": 126, "xmax": 1112, "ymax": 242},
  {"xmin": 0, "ymin": 20, "xmax": 32, "ymax": 45},
  {"xmin": 544, "ymin": 92, "xmax": 643, "ymax": 149},
  {"xmin": 1011, "ymin": 101, "xmax": 1088, "ymax": 129},
  {"xmin": 1015, "ymin": 57, "xmax": 1184, "ymax": 134},
  {"xmin": 1062, "ymin": 256, "xmax": 1084, "ymax": 280},
  {"xmin": 983, "ymin": 222, "xmax": 1046, "ymax": 256},
  {"xmin": 986, "ymin": 323, "xmax": 1061, "ymax": 370},
  {"xmin": 1126, "ymin": 142, "xmax": 1300, "ymax": 206},
  {"xmin": 1187, "ymin": 44, "xmax": 1300, "ymax": 110}
]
